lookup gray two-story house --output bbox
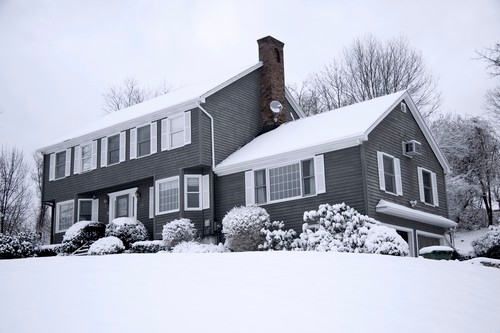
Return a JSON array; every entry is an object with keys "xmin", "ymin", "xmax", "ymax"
[{"xmin": 38, "ymin": 36, "xmax": 456, "ymax": 256}]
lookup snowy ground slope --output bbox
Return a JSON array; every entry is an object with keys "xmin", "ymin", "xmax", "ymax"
[
  {"xmin": 454, "ymin": 228, "xmax": 489, "ymax": 256},
  {"xmin": 1, "ymin": 252, "xmax": 499, "ymax": 333}
]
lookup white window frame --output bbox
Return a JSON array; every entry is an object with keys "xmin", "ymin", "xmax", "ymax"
[
  {"xmin": 107, "ymin": 188, "xmax": 138, "ymax": 223},
  {"xmin": 55, "ymin": 200, "xmax": 74, "ymax": 233},
  {"xmin": 377, "ymin": 151, "xmax": 403, "ymax": 196},
  {"xmin": 131, "ymin": 122, "xmax": 158, "ymax": 159},
  {"xmin": 245, "ymin": 155, "xmax": 325, "ymax": 206},
  {"xmin": 155, "ymin": 176, "xmax": 180, "ymax": 215},
  {"xmin": 379, "ymin": 222, "xmax": 415, "ymax": 257},
  {"xmin": 417, "ymin": 167, "xmax": 439, "ymax": 207},
  {"xmin": 161, "ymin": 111, "xmax": 191, "ymax": 151},
  {"xmin": 416, "ymin": 230, "xmax": 445, "ymax": 252},
  {"xmin": 102, "ymin": 132, "xmax": 125, "ymax": 167},
  {"xmin": 185, "ymin": 175, "xmax": 202, "ymax": 211},
  {"xmin": 50, "ymin": 148, "xmax": 71, "ymax": 181},
  {"xmin": 74, "ymin": 142, "xmax": 96, "ymax": 174},
  {"xmin": 77, "ymin": 198, "xmax": 99, "ymax": 222}
]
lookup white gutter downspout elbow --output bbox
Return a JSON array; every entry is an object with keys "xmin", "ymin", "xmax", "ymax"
[{"xmin": 197, "ymin": 101, "xmax": 216, "ymax": 170}]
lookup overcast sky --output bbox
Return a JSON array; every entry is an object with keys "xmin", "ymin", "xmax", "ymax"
[{"xmin": 0, "ymin": 0, "xmax": 499, "ymax": 158}]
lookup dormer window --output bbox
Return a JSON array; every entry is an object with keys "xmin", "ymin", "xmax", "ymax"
[{"xmin": 403, "ymin": 140, "xmax": 422, "ymax": 157}]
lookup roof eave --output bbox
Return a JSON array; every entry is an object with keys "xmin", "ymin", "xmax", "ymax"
[
  {"xmin": 376, "ymin": 199, "xmax": 457, "ymax": 229},
  {"xmin": 214, "ymin": 134, "xmax": 366, "ymax": 176}
]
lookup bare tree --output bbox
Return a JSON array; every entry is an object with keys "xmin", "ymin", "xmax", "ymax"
[
  {"xmin": 0, "ymin": 147, "xmax": 32, "ymax": 234},
  {"xmin": 289, "ymin": 35, "xmax": 442, "ymax": 118},
  {"xmin": 477, "ymin": 43, "xmax": 500, "ymax": 78},
  {"xmin": 430, "ymin": 114, "xmax": 500, "ymax": 227},
  {"xmin": 102, "ymin": 77, "xmax": 173, "ymax": 114},
  {"xmin": 32, "ymin": 152, "xmax": 51, "ymax": 242}
]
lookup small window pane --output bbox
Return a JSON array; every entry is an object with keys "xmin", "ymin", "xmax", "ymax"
[
  {"xmin": 302, "ymin": 159, "xmax": 315, "ymax": 196},
  {"xmin": 254, "ymin": 169, "xmax": 267, "ymax": 204},
  {"xmin": 170, "ymin": 116, "xmax": 184, "ymax": 132},
  {"xmin": 383, "ymin": 155, "xmax": 396, "ymax": 193},
  {"xmin": 186, "ymin": 177, "xmax": 200, "ymax": 209},
  {"xmin": 115, "ymin": 195, "xmax": 129, "ymax": 218},
  {"xmin": 187, "ymin": 193, "xmax": 200, "ymax": 208},
  {"xmin": 137, "ymin": 126, "xmax": 151, "ymax": 157},
  {"xmin": 55, "ymin": 151, "xmax": 66, "ymax": 179},
  {"xmin": 79, "ymin": 200, "xmax": 93, "ymax": 221},
  {"xmin": 81, "ymin": 144, "xmax": 92, "ymax": 171},
  {"xmin": 171, "ymin": 131, "xmax": 184, "ymax": 148},
  {"xmin": 108, "ymin": 135, "xmax": 120, "ymax": 165}
]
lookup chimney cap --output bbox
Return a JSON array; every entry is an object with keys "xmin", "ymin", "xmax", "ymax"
[{"xmin": 257, "ymin": 35, "xmax": 285, "ymax": 48}]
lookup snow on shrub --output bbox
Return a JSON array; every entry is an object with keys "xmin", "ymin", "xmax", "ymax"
[
  {"xmin": 258, "ymin": 221, "xmax": 297, "ymax": 251},
  {"xmin": 105, "ymin": 218, "xmax": 148, "ymax": 249},
  {"xmin": 35, "ymin": 244, "xmax": 64, "ymax": 257},
  {"xmin": 171, "ymin": 241, "xmax": 226, "ymax": 253},
  {"xmin": 296, "ymin": 203, "xmax": 408, "ymax": 256},
  {"xmin": 88, "ymin": 236, "xmax": 125, "ymax": 255},
  {"xmin": 472, "ymin": 225, "xmax": 500, "ymax": 259},
  {"xmin": 62, "ymin": 221, "xmax": 105, "ymax": 253},
  {"xmin": 162, "ymin": 218, "xmax": 196, "ymax": 249},
  {"xmin": 222, "ymin": 205, "xmax": 269, "ymax": 252},
  {"xmin": 0, "ymin": 232, "xmax": 37, "ymax": 259},
  {"xmin": 363, "ymin": 225, "xmax": 409, "ymax": 256},
  {"xmin": 130, "ymin": 240, "xmax": 167, "ymax": 253}
]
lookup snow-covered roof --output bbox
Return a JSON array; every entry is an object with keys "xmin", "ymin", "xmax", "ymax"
[
  {"xmin": 216, "ymin": 90, "xmax": 450, "ymax": 176},
  {"xmin": 38, "ymin": 62, "xmax": 305, "ymax": 154},
  {"xmin": 376, "ymin": 199, "xmax": 457, "ymax": 228}
]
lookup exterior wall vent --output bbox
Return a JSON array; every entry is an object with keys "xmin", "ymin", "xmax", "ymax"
[
  {"xmin": 401, "ymin": 102, "xmax": 407, "ymax": 113},
  {"xmin": 403, "ymin": 140, "xmax": 422, "ymax": 157}
]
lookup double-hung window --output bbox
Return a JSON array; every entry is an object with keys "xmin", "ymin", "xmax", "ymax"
[
  {"xmin": 78, "ymin": 199, "xmax": 93, "ymax": 221},
  {"xmin": 80, "ymin": 143, "xmax": 93, "ymax": 172},
  {"xmin": 184, "ymin": 175, "xmax": 210, "ymax": 210},
  {"xmin": 56, "ymin": 200, "xmax": 74, "ymax": 232},
  {"xmin": 161, "ymin": 111, "xmax": 191, "ymax": 151},
  {"xmin": 108, "ymin": 134, "xmax": 120, "ymax": 165},
  {"xmin": 49, "ymin": 148, "xmax": 71, "ymax": 181},
  {"xmin": 377, "ymin": 152, "xmax": 403, "ymax": 196},
  {"xmin": 156, "ymin": 176, "xmax": 180, "ymax": 214},
  {"xmin": 130, "ymin": 122, "xmax": 157, "ymax": 159},
  {"xmin": 137, "ymin": 125, "xmax": 151, "ymax": 157},
  {"xmin": 74, "ymin": 141, "xmax": 98, "ymax": 174},
  {"xmin": 245, "ymin": 155, "xmax": 325, "ymax": 205},
  {"xmin": 417, "ymin": 167, "xmax": 439, "ymax": 206}
]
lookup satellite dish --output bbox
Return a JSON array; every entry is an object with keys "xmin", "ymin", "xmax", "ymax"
[{"xmin": 270, "ymin": 100, "xmax": 283, "ymax": 114}]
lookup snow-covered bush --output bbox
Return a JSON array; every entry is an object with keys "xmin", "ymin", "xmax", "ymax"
[
  {"xmin": 472, "ymin": 225, "xmax": 500, "ymax": 259},
  {"xmin": 88, "ymin": 236, "xmax": 125, "ymax": 255},
  {"xmin": 0, "ymin": 232, "xmax": 37, "ymax": 259},
  {"xmin": 105, "ymin": 218, "xmax": 148, "ymax": 249},
  {"xmin": 296, "ymin": 203, "xmax": 408, "ymax": 256},
  {"xmin": 35, "ymin": 244, "xmax": 64, "ymax": 257},
  {"xmin": 363, "ymin": 225, "xmax": 409, "ymax": 256},
  {"xmin": 162, "ymin": 218, "xmax": 196, "ymax": 249},
  {"xmin": 171, "ymin": 241, "xmax": 226, "ymax": 253},
  {"xmin": 222, "ymin": 205, "xmax": 269, "ymax": 252},
  {"xmin": 258, "ymin": 221, "xmax": 297, "ymax": 251},
  {"xmin": 62, "ymin": 221, "xmax": 105, "ymax": 253},
  {"xmin": 130, "ymin": 240, "xmax": 167, "ymax": 253}
]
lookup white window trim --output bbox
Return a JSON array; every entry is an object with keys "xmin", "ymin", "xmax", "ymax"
[
  {"xmin": 50, "ymin": 149, "xmax": 71, "ymax": 181},
  {"xmin": 74, "ymin": 141, "xmax": 95, "ymax": 174},
  {"xmin": 245, "ymin": 155, "xmax": 325, "ymax": 206},
  {"xmin": 155, "ymin": 176, "xmax": 180, "ymax": 215},
  {"xmin": 379, "ymin": 222, "xmax": 415, "ymax": 257},
  {"xmin": 77, "ymin": 198, "xmax": 98, "ymax": 222},
  {"xmin": 417, "ymin": 167, "xmax": 439, "ymax": 207},
  {"xmin": 416, "ymin": 230, "xmax": 445, "ymax": 251},
  {"xmin": 55, "ymin": 200, "xmax": 74, "ymax": 233},
  {"xmin": 161, "ymin": 111, "xmax": 191, "ymax": 151},
  {"xmin": 377, "ymin": 151, "xmax": 403, "ymax": 196},
  {"xmin": 184, "ymin": 175, "xmax": 202, "ymax": 211},
  {"xmin": 132, "ymin": 122, "xmax": 158, "ymax": 159},
  {"xmin": 102, "ymin": 132, "xmax": 124, "ymax": 167},
  {"xmin": 107, "ymin": 187, "xmax": 138, "ymax": 223}
]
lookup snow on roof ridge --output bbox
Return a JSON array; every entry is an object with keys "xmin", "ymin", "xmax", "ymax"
[
  {"xmin": 215, "ymin": 90, "xmax": 408, "ymax": 173},
  {"xmin": 38, "ymin": 62, "xmax": 263, "ymax": 153}
]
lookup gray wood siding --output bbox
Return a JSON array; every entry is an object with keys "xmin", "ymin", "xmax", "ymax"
[
  {"xmin": 215, "ymin": 147, "xmax": 366, "ymax": 233},
  {"xmin": 362, "ymin": 100, "xmax": 449, "ymax": 224}
]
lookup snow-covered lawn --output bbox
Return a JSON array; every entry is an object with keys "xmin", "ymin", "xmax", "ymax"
[
  {"xmin": 1, "ymin": 252, "xmax": 499, "ymax": 333},
  {"xmin": 454, "ymin": 228, "xmax": 489, "ymax": 257}
]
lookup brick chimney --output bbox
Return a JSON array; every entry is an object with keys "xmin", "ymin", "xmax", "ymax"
[{"xmin": 258, "ymin": 36, "xmax": 286, "ymax": 133}]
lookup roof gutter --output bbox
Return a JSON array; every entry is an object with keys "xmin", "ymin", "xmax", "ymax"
[{"xmin": 197, "ymin": 101, "xmax": 215, "ymax": 170}]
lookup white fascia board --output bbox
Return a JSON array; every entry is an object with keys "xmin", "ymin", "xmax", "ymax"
[
  {"xmin": 37, "ymin": 99, "xmax": 199, "ymax": 155},
  {"xmin": 376, "ymin": 199, "xmax": 457, "ymax": 229},
  {"xmin": 285, "ymin": 88, "xmax": 307, "ymax": 119},
  {"xmin": 214, "ymin": 135, "xmax": 366, "ymax": 176}
]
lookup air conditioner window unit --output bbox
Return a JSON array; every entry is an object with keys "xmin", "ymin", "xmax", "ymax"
[{"xmin": 403, "ymin": 140, "xmax": 422, "ymax": 156}]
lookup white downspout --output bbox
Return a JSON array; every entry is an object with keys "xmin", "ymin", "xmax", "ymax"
[{"xmin": 197, "ymin": 101, "xmax": 215, "ymax": 170}]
